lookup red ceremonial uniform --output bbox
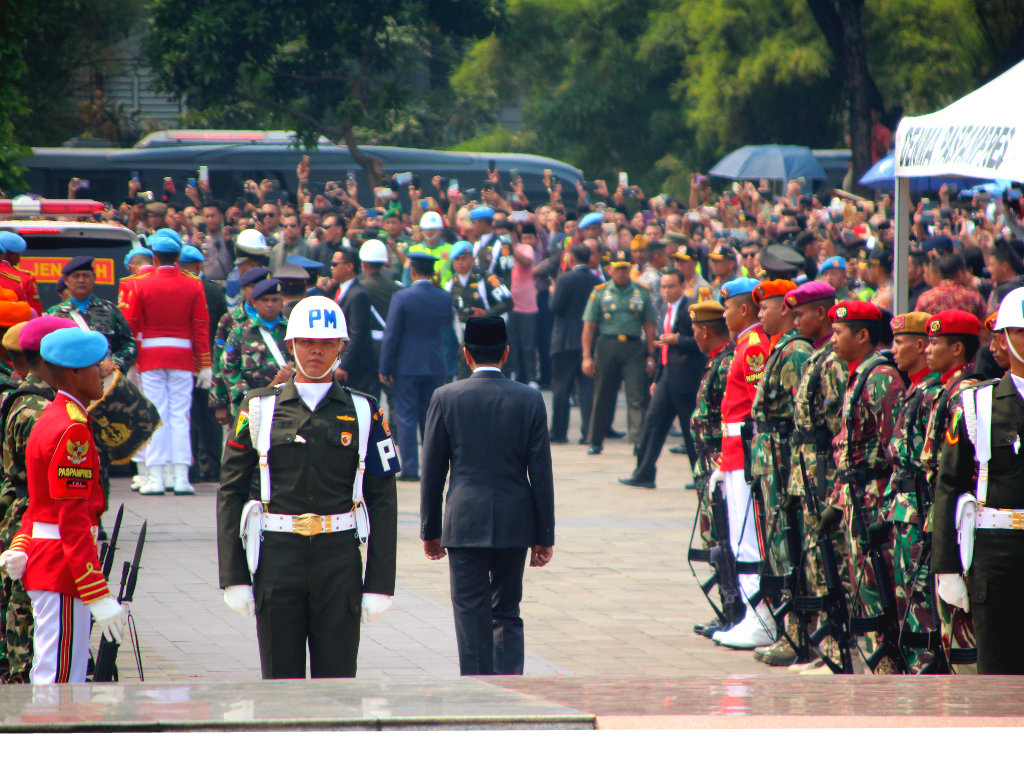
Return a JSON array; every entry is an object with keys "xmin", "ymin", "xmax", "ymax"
[
  {"xmin": 125, "ymin": 265, "xmax": 212, "ymax": 372},
  {"xmin": 118, "ymin": 265, "xmax": 156, "ymax": 323},
  {"xmin": 8, "ymin": 393, "xmax": 109, "ymax": 603},
  {"xmin": 2, "ymin": 261, "xmax": 42, "ymax": 314},
  {"xmin": 718, "ymin": 323, "xmax": 769, "ymax": 471},
  {"xmin": 0, "ymin": 269, "xmax": 29, "ymax": 305}
]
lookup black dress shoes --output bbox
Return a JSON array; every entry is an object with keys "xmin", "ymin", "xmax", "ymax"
[
  {"xmin": 618, "ymin": 476, "xmax": 655, "ymax": 489},
  {"xmin": 587, "ymin": 444, "xmax": 603, "ymax": 455}
]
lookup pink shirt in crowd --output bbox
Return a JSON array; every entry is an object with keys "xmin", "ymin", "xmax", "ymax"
[{"xmin": 511, "ymin": 244, "xmax": 538, "ymax": 313}]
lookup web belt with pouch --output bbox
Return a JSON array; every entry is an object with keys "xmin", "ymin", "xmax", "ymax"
[{"xmin": 239, "ymin": 390, "xmax": 374, "ymax": 578}]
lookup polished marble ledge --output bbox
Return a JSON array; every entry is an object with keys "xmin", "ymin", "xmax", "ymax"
[{"xmin": 0, "ymin": 678, "xmax": 594, "ymax": 732}]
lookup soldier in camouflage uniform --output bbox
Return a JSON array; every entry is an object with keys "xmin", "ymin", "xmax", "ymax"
[
  {"xmin": 885, "ymin": 311, "xmax": 945, "ymax": 673},
  {"xmin": 748, "ymin": 280, "xmax": 812, "ymax": 666},
  {"xmin": 0, "ymin": 316, "xmax": 71, "ymax": 682},
  {"xmin": 785, "ymin": 283, "xmax": 846, "ymax": 671},
  {"xmin": 211, "ymin": 267, "xmax": 271, "ymax": 422},
  {"xmin": 221, "ymin": 280, "xmax": 292, "ymax": 416},
  {"xmin": 687, "ymin": 301, "xmax": 738, "ymax": 637},
  {"xmin": 828, "ymin": 300, "xmax": 906, "ymax": 673},
  {"xmin": 921, "ymin": 309, "xmax": 985, "ymax": 674}
]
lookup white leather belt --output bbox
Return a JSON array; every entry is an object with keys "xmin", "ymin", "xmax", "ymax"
[
  {"xmin": 262, "ymin": 512, "xmax": 356, "ymax": 536},
  {"xmin": 723, "ymin": 422, "xmax": 749, "ymax": 437},
  {"xmin": 32, "ymin": 523, "xmax": 99, "ymax": 541},
  {"xmin": 977, "ymin": 507, "xmax": 1024, "ymax": 530},
  {"xmin": 141, "ymin": 337, "xmax": 192, "ymax": 349}
]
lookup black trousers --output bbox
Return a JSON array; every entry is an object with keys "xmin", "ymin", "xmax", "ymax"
[
  {"xmin": 447, "ymin": 547, "xmax": 528, "ymax": 675},
  {"xmin": 509, "ymin": 311, "xmax": 538, "ymax": 385},
  {"xmin": 633, "ymin": 376, "xmax": 697, "ymax": 482},
  {"xmin": 254, "ymin": 532, "xmax": 363, "ymax": 679},
  {"xmin": 535, "ymin": 290, "xmax": 553, "ymax": 386},
  {"xmin": 549, "ymin": 350, "xmax": 593, "ymax": 441},
  {"xmin": 967, "ymin": 530, "xmax": 1024, "ymax": 674},
  {"xmin": 190, "ymin": 384, "xmax": 223, "ymax": 482}
]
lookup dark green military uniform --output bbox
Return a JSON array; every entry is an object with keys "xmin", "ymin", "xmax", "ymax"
[
  {"xmin": 0, "ymin": 374, "xmax": 53, "ymax": 682},
  {"xmin": 932, "ymin": 373, "xmax": 1024, "ymax": 674},
  {"xmin": 221, "ymin": 316, "xmax": 291, "ymax": 415},
  {"xmin": 45, "ymin": 297, "xmax": 136, "ymax": 372},
  {"xmin": 448, "ymin": 269, "xmax": 513, "ymax": 379},
  {"xmin": 583, "ymin": 279, "xmax": 657, "ymax": 447},
  {"xmin": 217, "ymin": 380, "xmax": 399, "ymax": 679},
  {"xmin": 210, "ymin": 304, "xmax": 250, "ymax": 411}
]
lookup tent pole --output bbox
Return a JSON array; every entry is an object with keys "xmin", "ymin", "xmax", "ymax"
[{"xmin": 894, "ymin": 176, "xmax": 910, "ymax": 314}]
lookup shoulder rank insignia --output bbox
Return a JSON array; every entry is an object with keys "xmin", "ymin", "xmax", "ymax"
[
  {"xmin": 487, "ymin": 275, "xmax": 501, "ymax": 288},
  {"xmin": 337, "ymin": 414, "xmax": 356, "ymax": 421},
  {"xmin": 66, "ymin": 401, "xmax": 88, "ymax": 423}
]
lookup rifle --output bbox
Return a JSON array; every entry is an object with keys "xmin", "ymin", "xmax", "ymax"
[
  {"xmin": 98, "ymin": 504, "xmax": 124, "ymax": 581},
  {"xmin": 846, "ymin": 469, "xmax": 909, "ymax": 673},
  {"xmin": 794, "ymin": 449, "xmax": 854, "ymax": 673},
  {"xmin": 93, "ymin": 521, "xmax": 147, "ymax": 683}
]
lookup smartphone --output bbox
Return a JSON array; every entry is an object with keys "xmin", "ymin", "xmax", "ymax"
[
  {"xmin": 543, "ymin": 168, "xmax": 552, "ymax": 185},
  {"xmin": 694, "ymin": 174, "xmax": 706, "ymax": 186},
  {"xmin": 303, "ymin": 202, "xmax": 313, "ymax": 215},
  {"xmin": 618, "ymin": 171, "xmax": 628, "ymax": 188},
  {"xmin": 394, "ymin": 172, "xmax": 413, "ymax": 185},
  {"xmin": 74, "ymin": 178, "xmax": 90, "ymax": 190},
  {"xmin": 131, "ymin": 170, "xmax": 141, "ymax": 185},
  {"xmin": 365, "ymin": 209, "xmax": 380, "ymax": 219},
  {"xmin": 139, "ymin": 190, "xmax": 154, "ymax": 202},
  {"xmin": 483, "ymin": 181, "xmax": 498, "ymax": 193},
  {"xmin": 463, "ymin": 188, "xmax": 478, "ymax": 200},
  {"xmin": 448, "ymin": 178, "xmax": 459, "ymax": 195},
  {"xmin": 187, "ymin": 178, "xmax": 197, "ymax": 188},
  {"xmin": 198, "ymin": 166, "xmax": 209, "ymax": 183},
  {"xmin": 583, "ymin": 181, "xmax": 598, "ymax": 192},
  {"xmin": 510, "ymin": 168, "xmax": 521, "ymax": 183},
  {"xmin": 346, "ymin": 171, "xmax": 357, "ymax": 186},
  {"xmin": 488, "ymin": 159, "xmax": 496, "ymax": 174},
  {"xmin": 420, "ymin": 200, "xmax": 429, "ymax": 209}
]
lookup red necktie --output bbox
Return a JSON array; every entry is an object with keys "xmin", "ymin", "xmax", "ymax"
[{"xmin": 662, "ymin": 305, "xmax": 672, "ymax": 365}]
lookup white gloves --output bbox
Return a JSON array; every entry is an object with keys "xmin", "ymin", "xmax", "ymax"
[
  {"xmin": 196, "ymin": 367, "xmax": 214, "ymax": 389},
  {"xmin": 936, "ymin": 574, "xmax": 970, "ymax": 612},
  {"xmin": 0, "ymin": 550, "xmax": 27, "ymax": 580},
  {"xmin": 361, "ymin": 593, "xmax": 392, "ymax": 624},
  {"xmin": 89, "ymin": 596, "xmax": 125, "ymax": 643},
  {"xmin": 224, "ymin": 585, "xmax": 255, "ymax": 617},
  {"xmin": 709, "ymin": 468, "xmax": 725, "ymax": 488}
]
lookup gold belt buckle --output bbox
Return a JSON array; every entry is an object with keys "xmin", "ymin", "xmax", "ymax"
[
  {"xmin": 617, "ymin": 334, "xmax": 627, "ymax": 342},
  {"xmin": 1011, "ymin": 510, "xmax": 1024, "ymax": 530},
  {"xmin": 292, "ymin": 513, "xmax": 324, "ymax": 536}
]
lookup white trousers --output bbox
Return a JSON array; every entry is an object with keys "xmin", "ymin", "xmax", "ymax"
[
  {"xmin": 28, "ymin": 591, "xmax": 92, "ymax": 684},
  {"xmin": 140, "ymin": 368, "xmax": 194, "ymax": 466},
  {"xmin": 724, "ymin": 469, "xmax": 761, "ymax": 605}
]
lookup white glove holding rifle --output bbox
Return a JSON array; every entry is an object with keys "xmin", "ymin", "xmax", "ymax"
[
  {"xmin": 936, "ymin": 574, "xmax": 970, "ymax": 612},
  {"xmin": 90, "ymin": 596, "xmax": 125, "ymax": 643}
]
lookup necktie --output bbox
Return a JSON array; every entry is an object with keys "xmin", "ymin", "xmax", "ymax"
[{"xmin": 662, "ymin": 305, "xmax": 672, "ymax": 365}]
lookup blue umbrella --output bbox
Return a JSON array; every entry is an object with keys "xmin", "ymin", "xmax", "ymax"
[
  {"xmin": 859, "ymin": 153, "xmax": 1007, "ymax": 195},
  {"xmin": 709, "ymin": 145, "xmax": 826, "ymax": 182}
]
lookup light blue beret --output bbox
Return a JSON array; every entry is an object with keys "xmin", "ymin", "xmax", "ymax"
[
  {"xmin": 179, "ymin": 244, "xmax": 205, "ymax": 263},
  {"xmin": 41, "ymin": 327, "xmax": 109, "ymax": 368}
]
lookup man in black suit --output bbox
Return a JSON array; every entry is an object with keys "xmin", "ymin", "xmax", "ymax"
[
  {"xmin": 549, "ymin": 243, "xmax": 601, "ymax": 443},
  {"xmin": 620, "ymin": 269, "xmax": 705, "ymax": 488},
  {"xmin": 420, "ymin": 317, "xmax": 555, "ymax": 675},
  {"xmin": 331, "ymin": 246, "xmax": 380, "ymax": 398}
]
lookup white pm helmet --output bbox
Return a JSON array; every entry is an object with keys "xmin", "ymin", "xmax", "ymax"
[
  {"xmin": 285, "ymin": 296, "xmax": 349, "ymax": 341},
  {"xmin": 420, "ymin": 211, "xmax": 444, "ymax": 230},
  {"xmin": 235, "ymin": 228, "xmax": 270, "ymax": 256}
]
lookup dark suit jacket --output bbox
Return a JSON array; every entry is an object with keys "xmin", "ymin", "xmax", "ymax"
[
  {"xmin": 657, "ymin": 296, "xmax": 705, "ymax": 393},
  {"xmin": 337, "ymin": 279, "xmax": 378, "ymax": 393},
  {"xmin": 379, "ymin": 280, "xmax": 454, "ymax": 378},
  {"xmin": 550, "ymin": 265, "xmax": 601, "ymax": 355},
  {"xmin": 201, "ymin": 275, "xmax": 228, "ymax": 351},
  {"xmin": 420, "ymin": 370, "xmax": 555, "ymax": 548}
]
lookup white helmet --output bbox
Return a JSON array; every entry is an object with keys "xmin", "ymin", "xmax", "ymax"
[
  {"xmin": 235, "ymin": 228, "xmax": 270, "ymax": 256},
  {"xmin": 994, "ymin": 286, "xmax": 1024, "ymax": 331},
  {"xmin": 420, "ymin": 211, "xmax": 444, "ymax": 230},
  {"xmin": 359, "ymin": 238, "xmax": 389, "ymax": 264},
  {"xmin": 285, "ymin": 296, "xmax": 349, "ymax": 341}
]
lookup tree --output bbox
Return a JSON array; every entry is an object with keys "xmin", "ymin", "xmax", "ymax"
[
  {"xmin": 145, "ymin": 0, "xmax": 503, "ymax": 186},
  {"xmin": 0, "ymin": 0, "xmax": 31, "ymax": 193}
]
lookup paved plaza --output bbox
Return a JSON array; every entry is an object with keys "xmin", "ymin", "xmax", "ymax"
[{"xmin": 110, "ymin": 398, "xmax": 767, "ymax": 683}]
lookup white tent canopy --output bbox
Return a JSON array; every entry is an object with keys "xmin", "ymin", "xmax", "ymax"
[{"xmin": 891, "ymin": 58, "xmax": 1024, "ymax": 313}]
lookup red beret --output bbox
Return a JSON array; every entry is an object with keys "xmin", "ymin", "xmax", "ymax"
[
  {"xmin": 927, "ymin": 309, "xmax": 982, "ymax": 337},
  {"xmin": 828, "ymin": 300, "xmax": 883, "ymax": 323},
  {"xmin": 752, "ymin": 279, "xmax": 798, "ymax": 306},
  {"xmin": 785, "ymin": 280, "xmax": 835, "ymax": 308}
]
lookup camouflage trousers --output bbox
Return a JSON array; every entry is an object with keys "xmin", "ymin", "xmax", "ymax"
[
  {"xmin": 892, "ymin": 521, "xmax": 941, "ymax": 673},
  {"xmin": 694, "ymin": 466, "xmax": 715, "ymax": 548},
  {"xmin": 937, "ymin": 596, "xmax": 978, "ymax": 674},
  {"xmin": 0, "ymin": 496, "xmax": 32, "ymax": 683}
]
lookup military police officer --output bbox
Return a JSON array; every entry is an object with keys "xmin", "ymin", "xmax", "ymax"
[
  {"xmin": 581, "ymin": 258, "xmax": 657, "ymax": 454},
  {"xmin": 217, "ymin": 296, "xmax": 399, "ymax": 679}
]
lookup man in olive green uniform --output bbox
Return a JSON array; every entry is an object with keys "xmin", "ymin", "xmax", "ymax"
[
  {"xmin": 783, "ymin": 281, "xmax": 850, "ymax": 673},
  {"xmin": 217, "ymin": 296, "xmax": 398, "ymax": 679},
  {"xmin": 932, "ymin": 287, "xmax": 1024, "ymax": 674},
  {"xmin": 749, "ymin": 279, "xmax": 812, "ymax": 666},
  {"xmin": 687, "ymin": 301, "xmax": 741, "ymax": 637},
  {"xmin": 221, "ymin": 280, "xmax": 292, "ymax": 417},
  {"xmin": 0, "ymin": 317, "xmax": 70, "ymax": 682},
  {"xmin": 357, "ymin": 240, "xmax": 404, "ymax": 423},
  {"xmin": 447, "ymin": 241, "xmax": 513, "ymax": 379},
  {"xmin": 884, "ymin": 311, "xmax": 945, "ymax": 673},
  {"xmin": 581, "ymin": 259, "xmax": 657, "ymax": 454}
]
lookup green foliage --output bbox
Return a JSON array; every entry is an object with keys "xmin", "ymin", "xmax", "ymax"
[
  {"xmin": 0, "ymin": 0, "xmax": 30, "ymax": 192},
  {"xmin": 146, "ymin": 0, "xmax": 504, "ymax": 180}
]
